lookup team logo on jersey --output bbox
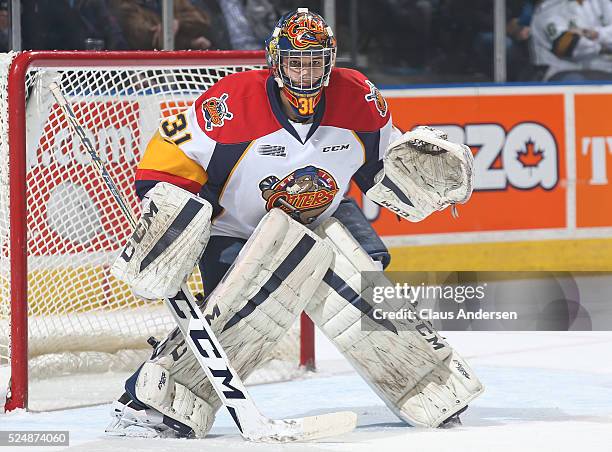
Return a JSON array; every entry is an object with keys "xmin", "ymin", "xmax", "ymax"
[
  {"xmin": 364, "ymin": 80, "xmax": 388, "ymax": 117},
  {"xmin": 259, "ymin": 165, "xmax": 339, "ymax": 224},
  {"xmin": 201, "ymin": 93, "xmax": 233, "ymax": 131}
]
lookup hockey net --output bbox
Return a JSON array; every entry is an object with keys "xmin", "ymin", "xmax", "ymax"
[{"xmin": 0, "ymin": 51, "xmax": 315, "ymax": 411}]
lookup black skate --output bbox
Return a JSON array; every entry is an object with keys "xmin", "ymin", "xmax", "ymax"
[
  {"xmin": 106, "ymin": 391, "xmax": 194, "ymax": 438},
  {"xmin": 439, "ymin": 405, "xmax": 468, "ymax": 429}
]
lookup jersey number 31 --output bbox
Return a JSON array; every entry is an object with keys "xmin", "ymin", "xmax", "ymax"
[
  {"xmin": 298, "ymin": 98, "xmax": 314, "ymax": 116},
  {"xmin": 161, "ymin": 113, "xmax": 192, "ymax": 146}
]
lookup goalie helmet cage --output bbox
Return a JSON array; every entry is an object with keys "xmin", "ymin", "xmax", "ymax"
[{"xmin": 0, "ymin": 50, "xmax": 316, "ymax": 412}]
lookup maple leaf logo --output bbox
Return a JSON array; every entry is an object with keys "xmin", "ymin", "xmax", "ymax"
[{"xmin": 517, "ymin": 139, "xmax": 545, "ymax": 168}]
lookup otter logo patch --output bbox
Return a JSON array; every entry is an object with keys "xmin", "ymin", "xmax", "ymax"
[
  {"xmin": 201, "ymin": 93, "xmax": 233, "ymax": 131},
  {"xmin": 259, "ymin": 166, "xmax": 339, "ymax": 224},
  {"xmin": 364, "ymin": 80, "xmax": 388, "ymax": 117}
]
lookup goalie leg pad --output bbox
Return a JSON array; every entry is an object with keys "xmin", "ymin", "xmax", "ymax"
[
  {"xmin": 116, "ymin": 209, "xmax": 334, "ymax": 437},
  {"xmin": 111, "ymin": 182, "xmax": 213, "ymax": 300},
  {"xmin": 305, "ymin": 218, "xmax": 484, "ymax": 427}
]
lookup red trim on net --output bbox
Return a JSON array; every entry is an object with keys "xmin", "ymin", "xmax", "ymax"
[
  {"xmin": 300, "ymin": 313, "xmax": 316, "ymax": 370},
  {"xmin": 9, "ymin": 50, "xmax": 266, "ymax": 69},
  {"xmin": 5, "ymin": 50, "xmax": 29, "ymax": 413},
  {"xmin": 135, "ymin": 169, "xmax": 203, "ymax": 194}
]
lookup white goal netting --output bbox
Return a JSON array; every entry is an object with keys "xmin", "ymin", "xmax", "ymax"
[{"xmin": 0, "ymin": 52, "xmax": 304, "ymax": 410}]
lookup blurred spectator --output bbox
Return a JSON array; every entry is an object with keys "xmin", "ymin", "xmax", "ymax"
[
  {"xmin": 188, "ymin": 0, "xmax": 283, "ymax": 50},
  {"xmin": 358, "ymin": 0, "xmax": 435, "ymax": 74},
  {"xmin": 433, "ymin": 0, "xmax": 534, "ymax": 80},
  {"xmin": 173, "ymin": 0, "xmax": 214, "ymax": 49},
  {"xmin": 507, "ymin": 2, "xmax": 533, "ymax": 43},
  {"xmin": 214, "ymin": 0, "xmax": 260, "ymax": 49},
  {"xmin": 242, "ymin": 0, "xmax": 323, "ymax": 45},
  {"xmin": 244, "ymin": 0, "xmax": 279, "ymax": 43},
  {"xmin": 530, "ymin": 0, "xmax": 612, "ymax": 81},
  {"xmin": 109, "ymin": 0, "xmax": 215, "ymax": 50},
  {"xmin": 22, "ymin": 0, "xmax": 88, "ymax": 50},
  {"xmin": 0, "ymin": 0, "xmax": 8, "ymax": 52},
  {"xmin": 16, "ymin": 0, "xmax": 318, "ymax": 52},
  {"xmin": 189, "ymin": 0, "xmax": 231, "ymax": 49},
  {"xmin": 506, "ymin": 1, "xmax": 535, "ymax": 80},
  {"xmin": 75, "ymin": 0, "xmax": 129, "ymax": 50},
  {"xmin": 108, "ymin": 0, "xmax": 160, "ymax": 49},
  {"xmin": 22, "ymin": 0, "xmax": 127, "ymax": 51},
  {"xmin": 433, "ymin": 0, "xmax": 492, "ymax": 77},
  {"xmin": 203, "ymin": 0, "xmax": 319, "ymax": 50}
]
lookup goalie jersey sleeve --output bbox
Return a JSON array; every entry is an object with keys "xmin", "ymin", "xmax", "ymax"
[{"xmin": 135, "ymin": 68, "xmax": 398, "ymax": 239}]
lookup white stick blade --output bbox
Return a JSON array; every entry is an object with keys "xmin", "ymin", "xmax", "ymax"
[
  {"xmin": 298, "ymin": 411, "xmax": 357, "ymax": 441},
  {"xmin": 246, "ymin": 411, "xmax": 357, "ymax": 443}
]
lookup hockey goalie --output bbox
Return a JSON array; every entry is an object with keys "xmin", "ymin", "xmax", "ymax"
[{"xmin": 107, "ymin": 8, "xmax": 484, "ymax": 439}]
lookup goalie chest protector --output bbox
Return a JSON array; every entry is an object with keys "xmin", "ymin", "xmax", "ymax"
[{"xmin": 136, "ymin": 68, "xmax": 396, "ymax": 239}]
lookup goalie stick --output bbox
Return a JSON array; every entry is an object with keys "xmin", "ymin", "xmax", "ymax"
[{"xmin": 49, "ymin": 82, "xmax": 357, "ymax": 443}]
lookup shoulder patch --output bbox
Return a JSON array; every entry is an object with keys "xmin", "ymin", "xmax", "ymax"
[
  {"xmin": 201, "ymin": 93, "xmax": 234, "ymax": 131},
  {"xmin": 364, "ymin": 80, "xmax": 388, "ymax": 117},
  {"xmin": 193, "ymin": 70, "xmax": 281, "ymax": 143},
  {"xmin": 321, "ymin": 68, "xmax": 390, "ymax": 132}
]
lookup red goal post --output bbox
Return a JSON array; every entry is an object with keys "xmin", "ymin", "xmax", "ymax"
[{"xmin": 1, "ymin": 51, "xmax": 316, "ymax": 412}]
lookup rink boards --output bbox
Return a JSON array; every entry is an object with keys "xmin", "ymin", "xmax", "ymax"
[{"xmin": 368, "ymin": 83, "xmax": 612, "ymax": 271}]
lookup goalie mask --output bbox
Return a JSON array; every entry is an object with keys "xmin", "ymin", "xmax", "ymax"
[{"xmin": 265, "ymin": 8, "xmax": 337, "ymax": 121}]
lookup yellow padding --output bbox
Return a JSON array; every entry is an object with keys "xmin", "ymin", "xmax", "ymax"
[
  {"xmin": 388, "ymin": 238, "xmax": 612, "ymax": 272},
  {"xmin": 138, "ymin": 131, "xmax": 207, "ymax": 185}
]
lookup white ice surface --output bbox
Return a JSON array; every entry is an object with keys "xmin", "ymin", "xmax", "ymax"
[{"xmin": 2, "ymin": 331, "xmax": 611, "ymax": 452}]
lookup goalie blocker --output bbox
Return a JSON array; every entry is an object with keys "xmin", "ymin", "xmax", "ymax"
[{"xmin": 111, "ymin": 182, "xmax": 212, "ymax": 300}]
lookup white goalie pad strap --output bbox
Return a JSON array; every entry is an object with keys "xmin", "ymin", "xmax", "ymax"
[
  {"xmin": 305, "ymin": 218, "xmax": 483, "ymax": 427},
  {"xmin": 136, "ymin": 209, "xmax": 334, "ymax": 437},
  {"xmin": 366, "ymin": 126, "xmax": 474, "ymax": 222},
  {"xmin": 111, "ymin": 182, "xmax": 212, "ymax": 300}
]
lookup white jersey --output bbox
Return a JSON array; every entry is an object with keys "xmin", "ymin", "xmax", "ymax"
[
  {"xmin": 530, "ymin": 0, "xmax": 612, "ymax": 79},
  {"xmin": 135, "ymin": 68, "xmax": 399, "ymax": 239}
]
